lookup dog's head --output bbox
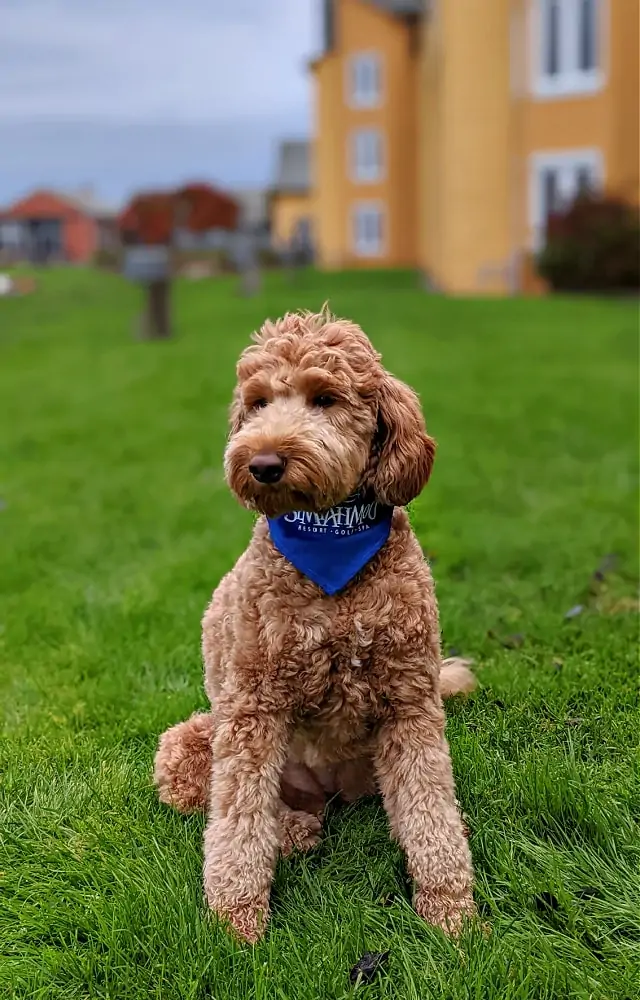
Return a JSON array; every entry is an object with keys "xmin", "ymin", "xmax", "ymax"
[{"xmin": 224, "ymin": 308, "xmax": 435, "ymax": 517}]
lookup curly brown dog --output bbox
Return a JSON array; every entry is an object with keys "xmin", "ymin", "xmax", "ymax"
[{"xmin": 154, "ymin": 307, "xmax": 476, "ymax": 942}]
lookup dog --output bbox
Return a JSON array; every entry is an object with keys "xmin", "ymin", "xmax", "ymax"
[{"xmin": 154, "ymin": 307, "xmax": 476, "ymax": 942}]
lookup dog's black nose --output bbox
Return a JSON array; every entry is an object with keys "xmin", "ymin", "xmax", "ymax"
[{"xmin": 249, "ymin": 452, "xmax": 286, "ymax": 484}]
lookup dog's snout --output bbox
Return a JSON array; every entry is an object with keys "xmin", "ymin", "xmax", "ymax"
[{"xmin": 249, "ymin": 452, "xmax": 286, "ymax": 484}]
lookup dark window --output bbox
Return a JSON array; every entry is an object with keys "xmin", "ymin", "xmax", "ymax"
[
  {"xmin": 27, "ymin": 218, "xmax": 62, "ymax": 262},
  {"xmin": 542, "ymin": 168, "xmax": 559, "ymax": 225},
  {"xmin": 576, "ymin": 165, "xmax": 593, "ymax": 195},
  {"xmin": 578, "ymin": 0, "xmax": 597, "ymax": 71},
  {"xmin": 294, "ymin": 217, "xmax": 311, "ymax": 244},
  {"xmin": 323, "ymin": 0, "xmax": 335, "ymax": 52},
  {"xmin": 545, "ymin": 0, "xmax": 560, "ymax": 76}
]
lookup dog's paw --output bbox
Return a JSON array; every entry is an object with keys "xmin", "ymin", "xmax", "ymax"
[
  {"xmin": 205, "ymin": 885, "xmax": 270, "ymax": 944},
  {"xmin": 413, "ymin": 888, "xmax": 476, "ymax": 936},
  {"xmin": 279, "ymin": 808, "xmax": 322, "ymax": 856}
]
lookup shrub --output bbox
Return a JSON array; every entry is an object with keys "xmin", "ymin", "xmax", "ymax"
[{"xmin": 537, "ymin": 193, "xmax": 640, "ymax": 293}]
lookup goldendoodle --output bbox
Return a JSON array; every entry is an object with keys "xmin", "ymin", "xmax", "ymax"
[{"xmin": 154, "ymin": 307, "xmax": 476, "ymax": 942}]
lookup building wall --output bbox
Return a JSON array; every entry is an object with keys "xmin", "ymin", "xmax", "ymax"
[
  {"xmin": 5, "ymin": 191, "xmax": 98, "ymax": 262},
  {"xmin": 606, "ymin": 0, "xmax": 639, "ymax": 203},
  {"xmin": 418, "ymin": 0, "xmax": 513, "ymax": 294},
  {"xmin": 313, "ymin": 0, "xmax": 638, "ymax": 292},
  {"xmin": 270, "ymin": 192, "xmax": 314, "ymax": 246},
  {"xmin": 312, "ymin": 0, "xmax": 419, "ymax": 269},
  {"xmin": 313, "ymin": 53, "xmax": 347, "ymax": 268},
  {"xmin": 512, "ymin": 0, "xmax": 638, "ymax": 288},
  {"xmin": 64, "ymin": 212, "xmax": 98, "ymax": 262},
  {"xmin": 417, "ymin": 0, "xmax": 638, "ymax": 295}
]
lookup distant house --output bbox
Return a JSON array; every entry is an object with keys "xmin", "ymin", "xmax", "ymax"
[
  {"xmin": 269, "ymin": 140, "xmax": 314, "ymax": 255},
  {"xmin": 0, "ymin": 188, "xmax": 119, "ymax": 264}
]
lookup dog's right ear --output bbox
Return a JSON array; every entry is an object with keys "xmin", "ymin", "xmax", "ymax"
[{"xmin": 370, "ymin": 372, "xmax": 436, "ymax": 506}]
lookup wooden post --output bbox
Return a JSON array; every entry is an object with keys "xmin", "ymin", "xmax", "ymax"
[
  {"xmin": 236, "ymin": 230, "xmax": 261, "ymax": 297},
  {"xmin": 124, "ymin": 245, "xmax": 172, "ymax": 339},
  {"xmin": 141, "ymin": 279, "xmax": 171, "ymax": 339}
]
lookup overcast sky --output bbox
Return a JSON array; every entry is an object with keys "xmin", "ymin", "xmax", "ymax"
[{"xmin": 0, "ymin": 0, "xmax": 318, "ymax": 207}]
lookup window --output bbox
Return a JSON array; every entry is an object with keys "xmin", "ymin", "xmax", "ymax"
[
  {"xmin": 0, "ymin": 221, "xmax": 23, "ymax": 248},
  {"xmin": 530, "ymin": 148, "xmax": 603, "ymax": 248},
  {"xmin": 578, "ymin": 0, "xmax": 598, "ymax": 70},
  {"xmin": 533, "ymin": 0, "xmax": 604, "ymax": 97},
  {"xmin": 350, "ymin": 128, "xmax": 385, "ymax": 183},
  {"xmin": 347, "ymin": 52, "xmax": 382, "ymax": 108},
  {"xmin": 352, "ymin": 201, "xmax": 385, "ymax": 257},
  {"xmin": 323, "ymin": 0, "xmax": 335, "ymax": 52},
  {"xmin": 544, "ymin": 0, "xmax": 560, "ymax": 75}
]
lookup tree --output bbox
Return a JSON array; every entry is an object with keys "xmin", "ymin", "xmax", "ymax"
[{"xmin": 118, "ymin": 183, "xmax": 240, "ymax": 339}]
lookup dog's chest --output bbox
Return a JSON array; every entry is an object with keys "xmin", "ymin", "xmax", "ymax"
[{"xmin": 270, "ymin": 595, "xmax": 392, "ymax": 720}]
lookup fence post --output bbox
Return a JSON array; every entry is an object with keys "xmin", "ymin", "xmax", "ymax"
[{"xmin": 140, "ymin": 279, "xmax": 171, "ymax": 339}]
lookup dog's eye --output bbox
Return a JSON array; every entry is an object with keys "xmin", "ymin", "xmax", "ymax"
[
  {"xmin": 313, "ymin": 394, "xmax": 336, "ymax": 409},
  {"xmin": 251, "ymin": 398, "xmax": 268, "ymax": 410}
]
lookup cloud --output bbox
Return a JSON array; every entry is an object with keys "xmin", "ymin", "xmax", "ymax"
[
  {"xmin": 0, "ymin": 0, "xmax": 318, "ymax": 202},
  {"xmin": 0, "ymin": 0, "xmax": 316, "ymax": 122}
]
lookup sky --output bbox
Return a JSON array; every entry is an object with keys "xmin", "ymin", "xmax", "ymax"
[{"xmin": 0, "ymin": 0, "xmax": 318, "ymax": 208}]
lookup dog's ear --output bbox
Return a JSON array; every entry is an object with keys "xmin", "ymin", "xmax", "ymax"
[
  {"xmin": 229, "ymin": 385, "xmax": 245, "ymax": 436},
  {"xmin": 370, "ymin": 373, "xmax": 436, "ymax": 506}
]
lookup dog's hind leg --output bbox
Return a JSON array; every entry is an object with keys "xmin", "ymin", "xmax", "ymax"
[
  {"xmin": 154, "ymin": 715, "xmax": 324, "ymax": 855},
  {"xmin": 154, "ymin": 659, "xmax": 474, "ymax": 818},
  {"xmin": 154, "ymin": 712, "xmax": 213, "ymax": 814}
]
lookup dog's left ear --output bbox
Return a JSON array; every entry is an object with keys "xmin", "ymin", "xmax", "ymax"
[{"xmin": 369, "ymin": 373, "xmax": 436, "ymax": 506}]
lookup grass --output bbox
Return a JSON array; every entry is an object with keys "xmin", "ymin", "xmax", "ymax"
[{"xmin": 0, "ymin": 268, "xmax": 638, "ymax": 1000}]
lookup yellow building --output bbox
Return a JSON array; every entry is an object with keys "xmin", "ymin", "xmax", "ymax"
[{"xmin": 309, "ymin": 0, "xmax": 639, "ymax": 294}]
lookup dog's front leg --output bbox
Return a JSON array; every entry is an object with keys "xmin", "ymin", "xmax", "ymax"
[
  {"xmin": 203, "ymin": 698, "xmax": 291, "ymax": 942},
  {"xmin": 375, "ymin": 699, "xmax": 475, "ymax": 935}
]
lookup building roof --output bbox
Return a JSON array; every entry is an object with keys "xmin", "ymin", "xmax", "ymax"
[
  {"xmin": 313, "ymin": 1, "xmax": 424, "ymax": 68},
  {"xmin": 0, "ymin": 187, "xmax": 119, "ymax": 222},
  {"xmin": 273, "ymin": 140, "xmax": 311, "ymax": 193}
]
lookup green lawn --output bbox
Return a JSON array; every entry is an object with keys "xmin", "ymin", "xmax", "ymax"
[{"xmin": 1, "ymin": 269, "xmax": 638, "ymax": 1000}]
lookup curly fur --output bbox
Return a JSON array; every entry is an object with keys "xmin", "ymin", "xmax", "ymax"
[{"xmin": 154, "ymin": 307, "xmax": 476, "ymax": 942}]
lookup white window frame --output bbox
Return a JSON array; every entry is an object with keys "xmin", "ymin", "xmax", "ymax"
[
  {"xmin": 0, "ymin": 221, "xmax": 23, "ymax": 247},
  {"xmin": 351, "ymin": 200, "xmax": 386, "ymax": 258},
  {"xmin": 530, "ymin": 0, "xmax": 606, "ymax": 99},
  {"xmin": 346, "ymin": 51, "xmax": 383, "ymax": 109},
  {"xmin": 349, "ymin": 127, "xmax": 385, "ymax": 184},
  {"xmin": 529, "ymin": 147, "xmax": 604, "ymax": 249}
]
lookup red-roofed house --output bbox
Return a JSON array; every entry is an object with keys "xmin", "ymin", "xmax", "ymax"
[{"xmin": 0, "ymin": 188, "xmax": 118, "ymax": 264}]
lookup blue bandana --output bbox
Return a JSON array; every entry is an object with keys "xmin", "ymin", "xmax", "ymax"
[{"xmin": 267, "ymin": 490, "xmax": 393, "ymax": 595}]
